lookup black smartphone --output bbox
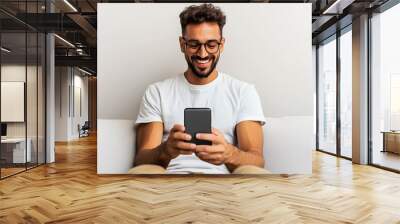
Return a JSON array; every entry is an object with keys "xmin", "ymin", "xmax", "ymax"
[{"xmin": 184, "ymin": 108, "xmax": 212, "ymax": 145}]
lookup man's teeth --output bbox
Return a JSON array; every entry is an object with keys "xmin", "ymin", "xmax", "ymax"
[{"xmin": 196, "ymin": 59, "xmax": 210, "ymax": 64}]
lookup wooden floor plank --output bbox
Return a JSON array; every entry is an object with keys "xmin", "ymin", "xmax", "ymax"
[{"xmin": 1, "ymin": 134, "xmax": 400, "ymax": 223}]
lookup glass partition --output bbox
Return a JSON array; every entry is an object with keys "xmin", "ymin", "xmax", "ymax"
[
  {"xmin": 1, "ymin": 31, "xmax": 28, "ymax": 177},
  {"xmin": 38, "ymin": 32, "xmax": 45, "ymax": 165},
  {"xmin": 0, "ymin": 1, "xmax": 46, "ymax": 179},
  {"xmin": 27, "ymin": 31, "xmax": 38, "ymax": 169}
]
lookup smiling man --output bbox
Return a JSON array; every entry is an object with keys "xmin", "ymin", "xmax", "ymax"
[{"xmin": 129, "ymin": 3, "xmax": 268, "ymax": 174}]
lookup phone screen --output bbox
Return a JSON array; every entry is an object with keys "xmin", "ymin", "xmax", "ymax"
[{"xmin": 184, "ymin": 108, "xmax": 212, "ymax": 145}]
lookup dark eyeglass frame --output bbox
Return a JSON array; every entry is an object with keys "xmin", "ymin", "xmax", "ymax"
[{"xmin": 182, "ymin": 37, "xmax": 223, "ymax": 54}]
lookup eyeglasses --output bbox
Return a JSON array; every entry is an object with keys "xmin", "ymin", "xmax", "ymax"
[{"xmin": 182, "ymin": 37, "xmax": 222, "ymax": 54}]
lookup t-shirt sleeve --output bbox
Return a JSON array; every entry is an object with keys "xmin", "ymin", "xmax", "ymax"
[
  {"xmin": 135, "ymin": 85, "xmax": 163, "ymax": 125},
  {"xmin": 236, "ymin": 84, "xmax": 266, "ymax": 126}
]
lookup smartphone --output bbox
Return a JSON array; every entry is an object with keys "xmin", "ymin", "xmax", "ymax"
[{"xmin": 184, "ymin": 108, "xmax": 212, "ymax": 145}]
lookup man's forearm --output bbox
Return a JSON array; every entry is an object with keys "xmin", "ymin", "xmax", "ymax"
[
  {"xmin": 225, "ymin": 144, "xmax": 265, "ymax": 172},
  {"xmin": 134, "ymin": 142, "xmax": 171, "ymax": 168}
]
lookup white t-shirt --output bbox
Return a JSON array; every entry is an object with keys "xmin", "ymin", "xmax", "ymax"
[{"xmin": 135, "ymin": 72, "xmax": 266, "ymax": 174}]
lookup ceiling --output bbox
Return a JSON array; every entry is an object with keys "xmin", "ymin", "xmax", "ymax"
[{"xmin": 0, "ymin": 0, "xmax": 393, "ymax": 75}]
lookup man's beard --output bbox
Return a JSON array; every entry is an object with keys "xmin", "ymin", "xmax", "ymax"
[{"xmin": 185, "ymin": 54, "xmax": 220, "ymax": 79}]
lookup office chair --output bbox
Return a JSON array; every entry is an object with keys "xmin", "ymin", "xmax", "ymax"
[{"xmin": 79, "ymin": 121, "xmax": 90, "ymax": 138}]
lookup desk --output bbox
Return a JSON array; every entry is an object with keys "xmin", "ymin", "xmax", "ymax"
[
  {"xmin": 382, "ymin": 131, "xmax": 400, "ymax": 154},
  {"xmin": 1, "ymin": 138, "xmax": 31, "ymax": 164}
]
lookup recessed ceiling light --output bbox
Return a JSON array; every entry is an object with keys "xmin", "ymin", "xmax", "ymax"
[
  {"xmin": 63, "ymin": 0, "xmax": 78, "ymax": 12},
  {"xmin": 322, "ymin": 0, "xmax": 354, "ymax": 15},
  {"xmin": 1, "ymin": 47, "xmax": 11, "ymax": 53},
  {"xmin": 54, "ymin": 34, "xmax": 75, "ymax": 48},
  {"xmin": 78, "ymin": 67, "xmax": 93, "ymax": 76}
]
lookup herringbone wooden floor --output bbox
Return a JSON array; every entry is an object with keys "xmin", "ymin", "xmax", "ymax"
[{"xmin": 1, "ymin": 135, "xmax": 400, "ymax": 224}]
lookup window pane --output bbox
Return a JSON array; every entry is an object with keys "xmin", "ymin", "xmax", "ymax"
[
  {"xmin": 371, "ymin": 3, "xmax": 400, "ymax": 171},
  {"xmin": 340, "ymin": 29, "xmax": 352, "ymax": 158},
  {"xmin": 318, "ymin": 37, "xmax": 337, "ymax": 154}
]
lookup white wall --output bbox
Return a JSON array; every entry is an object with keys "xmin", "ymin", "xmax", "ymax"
[
  {"xmin": 72, "ymin": 72, "xmax": 89, "ymax": 138},
  {"xmin": 55, "ymin": 67, "xmax": 69, "ymax": 141},
  {"xmin": 55, "ymin": 67, "xmax": 89, "ymax": 141},
  {"xmin": 98, "ymin": 3, "xmax": 313, "ymax": 174}
]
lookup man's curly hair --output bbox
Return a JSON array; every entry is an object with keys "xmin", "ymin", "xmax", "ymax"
[{"xmin": 179, "ymin": 3, "xmax": 226, "ymax": 36}]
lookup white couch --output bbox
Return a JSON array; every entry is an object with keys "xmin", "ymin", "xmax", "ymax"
[{"xmin": 97, "ymin": 116, "xmax": 313, "ymax": 174}]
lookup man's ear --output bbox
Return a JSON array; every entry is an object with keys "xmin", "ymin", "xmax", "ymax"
[
  {"xmin": 179, "ymin": 36, "xmax": 185, "ymax": 53},
  {"xmin": 220, "ymin": 37, "xmax": 225, "ymax": 53}
]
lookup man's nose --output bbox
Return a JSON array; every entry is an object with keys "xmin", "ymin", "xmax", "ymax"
[{"xmin": 197, "ymin": 44, "xmax": 208, "ymax": 58}]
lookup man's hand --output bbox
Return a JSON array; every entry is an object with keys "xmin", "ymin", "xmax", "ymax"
[
  {"xmin": 162, "ymin": 124, "xmax": 197, "ymax": 160},
  {"xmin": 195, "ymin": 128, "xmax": 235, "ymax": 165}
]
